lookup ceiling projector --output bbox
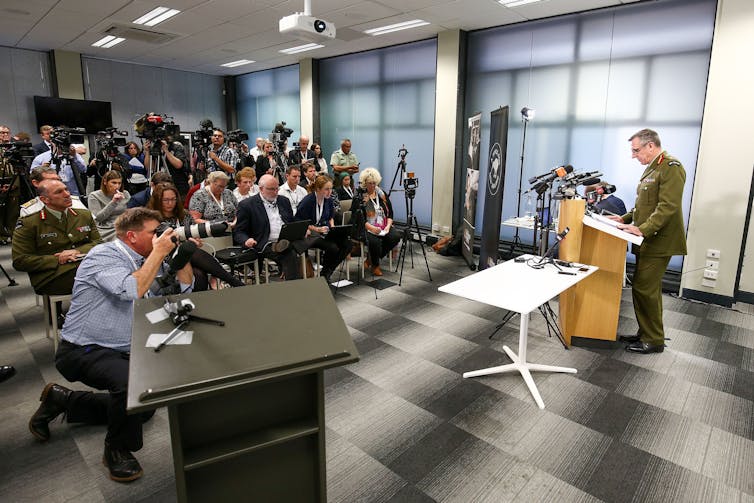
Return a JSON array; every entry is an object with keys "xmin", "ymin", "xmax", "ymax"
[{"xmin": 279, "ymin": 13, "xmax": 336, "ymax": 42}]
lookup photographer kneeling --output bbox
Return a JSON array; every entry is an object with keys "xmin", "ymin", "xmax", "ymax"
[
  {"xmin": 28, "ymin": 208, "xmax": 193, "ymax": 482},
  {"xmin": 354, "ymin": 168, "xmax": 401, "ymax": 276},
  {"xmin": 148, "ymin": 182, "xmax": 243, "ymax": 290}
]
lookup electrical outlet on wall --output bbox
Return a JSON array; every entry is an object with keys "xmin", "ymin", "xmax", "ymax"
[
  {"xmin": 707, "ymin": 249, "xmax": 721, "ymax": 259},
  {"xmin": 705, "ymin": 259, "xmax": 719, "ymax": 270},
  {"xmin": 701, "ymin": 278, "xmax": 716, "ymax": 288},
  {"xmin": 703, "ymin": 269, "xmax": 718, "ymax": 280}
]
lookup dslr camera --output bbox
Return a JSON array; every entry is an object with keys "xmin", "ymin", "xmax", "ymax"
[{"xmin": 155, "ymin": 220, "xmax": 229, "ymax": 241}]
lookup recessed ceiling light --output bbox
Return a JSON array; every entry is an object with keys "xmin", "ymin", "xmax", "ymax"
[
  {"xmin": 279, "ymin": 43, "xmax": 324, "ymax": 55},
  {"xmin": 92, "ymin": 35, "xmax": 126, "ymax": 48},
  {"xmin": 221, "ymin": 59, "xmax": 255, "ymax": 68},
  {"xmin": 498, "ymin": 0, "xmax": 543, "ymax": 6},
  {"xmin": 133, "ymin": 6, "xmax": 181, "ymax": 26},
  {"xmin": 364, "ymin": 19, "xmax": 429, "ymax": 36}
]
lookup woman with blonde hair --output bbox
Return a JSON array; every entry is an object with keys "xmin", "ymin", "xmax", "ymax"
[{"xmin": 354, "ymin": 167, "xmax": 401, "ymax": 276}]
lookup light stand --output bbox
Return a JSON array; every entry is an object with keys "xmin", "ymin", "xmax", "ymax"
[{"xmin": 509, "ymin": 107, "xmax": 535, "ymax": 255}]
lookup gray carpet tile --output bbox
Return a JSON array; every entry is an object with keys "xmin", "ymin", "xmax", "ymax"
[
  {"xmin": 3, "ymin": 244, "xmax": 754, "ymax": 502},
  {"xmin": 701, "ymin": 427, "xmax": 754, "ymax": 495},
  {"xmin": 621, "ymin": 404, "xmax": 712, "ymax": 472}
]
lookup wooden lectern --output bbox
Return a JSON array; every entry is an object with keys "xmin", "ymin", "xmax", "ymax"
[
  {"xmin": 557, "ymin": 199, "xmax": 628, "ymax": 345},
  {"xmin": 127, "ymin": 280, "xmax": 359, "ymax": 503}
]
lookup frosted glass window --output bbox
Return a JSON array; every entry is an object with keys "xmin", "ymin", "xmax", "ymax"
[
  {"xmin": 236, "ymin": 65, "xmax": 300, "ymax": 141},
  {"xmin": 320, "ymin": 39, "xmax": 437, "ymax": 226},
  {"xmin": 464, "ymin": 0, "xmax": 715, "ymax": 271}
]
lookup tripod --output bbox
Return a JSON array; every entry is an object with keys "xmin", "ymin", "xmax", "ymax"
[
  {"xmin": 395, "ymin": 189, "xmax": 432, "ymax": 286},
  {"xmin": 147, "ymin": 142, "xmax": 171, "ymax": 181},
  {"xmin": 509, "ymin": 108, "xmax": 534, "ymax": 255}
]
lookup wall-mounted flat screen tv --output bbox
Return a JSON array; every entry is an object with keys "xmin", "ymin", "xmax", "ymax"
[{"xmin": 34, "ymin": 96, "xmax": 113, "ymax": 134}]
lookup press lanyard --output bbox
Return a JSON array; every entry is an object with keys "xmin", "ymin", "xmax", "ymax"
[
  {"xmin": 206, "ymin": 185, "xmax": 224, "ymax": 211},
  {"xmin": 316, "ymin": 199, "xmax": 324, "ymax": 224}
]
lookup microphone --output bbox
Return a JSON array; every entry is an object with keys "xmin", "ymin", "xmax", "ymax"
[
  {"xmin": 156, "ymin": 241, "xmax": 197, "ymax": 290},
  {"xmin": 529, "ymin": 165, "xmax": 573, "ymax": 185},
  {"xmin": 579, "ymin": 177, "xmax": 601, "ymax": 186},
  {"xmin": 538, "ymin": 226, "xmax": 570, "ymax": 263}
]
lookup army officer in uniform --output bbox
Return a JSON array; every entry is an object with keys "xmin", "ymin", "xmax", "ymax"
[
  {"xmin": 608, "ymin": 129, "xmax": 687, "ymax": 354},
  {"xmin": 12, "ymin": 179, "xmax": 101, "ymax": 295}
]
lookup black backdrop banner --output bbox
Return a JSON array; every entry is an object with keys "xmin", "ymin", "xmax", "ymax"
[
  {"xmin": 478, "ymin": 106, "xmax": 509, "ymax": 270},
  {"xmin": 462, "ymin": 112, "xmax": 481, "ymax": 267}
]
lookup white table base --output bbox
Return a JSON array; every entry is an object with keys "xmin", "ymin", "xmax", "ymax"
[{"xmin": 463, "ymin": 311, "xmax": 576, "ymax": 409}]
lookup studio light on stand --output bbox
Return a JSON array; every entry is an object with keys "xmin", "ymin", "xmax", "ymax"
[{"xmin": 509, "ymin": 106, "xmax": 535, "ymax": 255}]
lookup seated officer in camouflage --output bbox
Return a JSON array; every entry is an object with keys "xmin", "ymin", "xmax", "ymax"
[
  {"xmin": 12, "ymin": 179, "xmax": 101, "ymax": 295},
  {"xmin": 608, "ymin": 128, "xmax": 687, "ymax": 354}
]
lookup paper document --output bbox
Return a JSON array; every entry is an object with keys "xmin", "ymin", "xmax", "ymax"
[
  {"xmin": 146, "ymin": 331, "xmax": 193, "ymax": 347},
  {"xmin": 583, "ymin": 214, "xmax": 644, "ymax": 246}
]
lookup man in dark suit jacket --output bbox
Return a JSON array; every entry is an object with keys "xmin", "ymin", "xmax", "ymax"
[
  {"xmin": 288, "ymin": 135, "xmax": 316, "ymax": 165},
  {"xmin": 233, "ymin": 174, "xmax": 303, "ymax": 280},
  {"xmin": 32, "ymin": 125, "xmax": 53, "ymax": 156}
]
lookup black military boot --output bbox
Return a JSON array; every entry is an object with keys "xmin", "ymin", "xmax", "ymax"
[{"xmin": 29, "ymin": 383, "xmax": 72, "ymax": 441}]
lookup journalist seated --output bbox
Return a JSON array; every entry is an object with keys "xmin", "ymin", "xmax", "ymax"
[
  {"xmin": 28, "ymin": 208, "xmax": 193, "ymax": 483},
  {"xmin": 88, "ymin": 170, "xmax": 131, "ymax": 242},
  {"xmin": 297, "ymin": 175, "xmax": 350, "ymax": 283},
  {"xmin": 20, "ymin": 165, "xmax": 87, "ymax": 217},
  {"xmin": 233, "ymin": 167, "xmax": 258, "ymax": 203},
  {"xmin": 148, "ymin": 182, "xmax": 243, "ymax": 290},
  {"xmin": 233, "ymin": 174, "xmax": 303, "ymax": 281},
  {"xmin": 354, "ymin": 167, "xmax": 401, "ymax": 277},
  {"xmin": 188, "ymin": 171, "xmax": 238, "ymax": 226},
  {"xmin": 12, "ymin": 179, "xmax": 101, "ymax": 295}
]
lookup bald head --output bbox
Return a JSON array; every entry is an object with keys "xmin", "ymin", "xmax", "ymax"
[
  {"xmin": 258, "ymin": 174, "xmax": 279, "ymax": 203},
  {"xmin": 38, "ymin": 179, "xmax": 72, "ymax": 211}
]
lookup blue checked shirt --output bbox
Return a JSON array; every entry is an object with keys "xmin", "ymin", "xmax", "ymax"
[{"xmin": 61, "ymin": 240, "xmax": 192, "ymax": 352}]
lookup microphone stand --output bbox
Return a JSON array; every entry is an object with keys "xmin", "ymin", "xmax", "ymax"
[{"xmin": 509, "ymin": 114, "xmax": 531, "ymax": 256}]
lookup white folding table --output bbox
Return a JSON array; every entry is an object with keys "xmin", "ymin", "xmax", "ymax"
[{"xmin": 439, "ymin": 256, "xmax": 597, "ymax": 409}]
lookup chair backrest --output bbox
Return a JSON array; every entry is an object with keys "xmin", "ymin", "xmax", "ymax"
[
  {"xmin": 339, "ymin": 199, "xmax": 352, "ymax": 213},
  {"xmin": 342, "ymin": 211, "xmax": 352, "ymax": 226}
]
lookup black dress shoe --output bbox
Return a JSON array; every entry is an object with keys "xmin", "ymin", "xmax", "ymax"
[
  {"xmin": 0, "ymin": 365, "xmax": 16, "ymax": 383},
  {"xmin": 103, "ymin": 443, "xmax": 143, "ymax": 482},
  {"xmin": 626, "ymin": 341, "xmax": 664, "ymax": 354},
  {"xmin": 618, "ymin": 334, "xmax": 640, "ymax": 343},
  {"xmin": 29, "ymin": 383, "xmax": 72, "ymax": 441},
  {"xmin": 271, "ymin": 239, "xmax": 290, "ymax": 253}
]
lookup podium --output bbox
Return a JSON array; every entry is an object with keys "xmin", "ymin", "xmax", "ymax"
[
  {"xmin": 557, "ymin": 199, "xmax": 634, "ymax": 345},
  {"xmin": 127, "ymin": 280, "xmax": 358, "ymax": 503}
]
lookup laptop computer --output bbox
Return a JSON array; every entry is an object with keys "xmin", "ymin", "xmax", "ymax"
[
  {"xmin": 325, "ymin": 224, "xmax": 352, "ymax": 241},
  {"xmin": 278, "ymin": 220, "xmax": 310, "ymax": 241}
]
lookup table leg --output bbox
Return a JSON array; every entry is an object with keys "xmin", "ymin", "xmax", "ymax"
[{"xmin": 462, "ymin": 311, "xmax": 576, "ymax": 409}]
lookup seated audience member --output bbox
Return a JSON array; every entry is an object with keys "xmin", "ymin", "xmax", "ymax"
[
  {"xmin": 128, "ymin": 171, "xmax": 172, "ymax": 208},
  {"xmin": 335, "ymin": 173, "xmax": 354, "ymax": 202},
  {"xmin": 233, "ymin": 174, "xmax": 303, "ymax": 281},
  {"xmin": 188, "ymin": 171, "xmax": 237, "ymax": 225},
  {"xmin": 233, "ymin": 167, "xmax": 258, "ymax": 203},
  {"xmin": 30, "ymin": 143, "xmax": 87, "ymax": 197},
  {"xmin": 148, "ymin": 183, "xmax": 243, "ymax": 290},
  {"xmin": 88, "ymin": 171, "xmax": 131, "ymax": 242},
  {"xmin": 353, "ymin": 167, "xmax": 401, "ymax": 276},
  {"xmin": 12, "ymin": 179, "xmax": 101, "ymax": 294},
  {"xmin": 300, "ymin": 161, "xmax": 317, "ymax": 189},
  {"xmin": 297, "ymin": 175, "xmax": 351, "ymax": 283},
  {"xmin": 28, "ymin": 208, "xmax": 193, "ymax": 483},
  {"xmin": 278, "ymin": 165, "xmax": 307, "ymax": 215},
  {"xmin": 20, "ymin": 166, "xmax": 87, "ymax": 217},
  {"xmin": 311, "ymin": 143, "xmax": 329, "ymax": 175}
]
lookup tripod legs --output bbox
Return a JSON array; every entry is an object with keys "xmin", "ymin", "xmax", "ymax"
[{"xmin": 396, "ymin": 215, "xmax": 431, "ymax": 286}]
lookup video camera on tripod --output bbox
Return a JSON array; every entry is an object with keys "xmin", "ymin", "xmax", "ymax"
[
  {"xmin": 0, "ymin": 141, "xmax": 36, "ymax": 207},
  {"xmin": 50, "ymin": 126, "xmax": 86, "ymax": 149},
  {"xmin": 0, "ymin": 141, "xmax": 35, "ymax": 171},
  {"xmin": 403, "ymin": 172, "xmax": 418, "ymax": 198},
  {"xmin": 269, "ymin": 121, "xmax": 293, "ymax": 151},
  {"xmin": 227, "ymin": 129, "xmax": 249, "ymax": 144},
  {"xmin": 93, "ymin": 127, "xmax": 129, "ymax": 177},
  {"xmin": 135, "ymin": 113, "xmax": 181, "ymax": 156},
  {"xmin": 191, "ymin": 119, "xmax": 215, "ymax": 151}
]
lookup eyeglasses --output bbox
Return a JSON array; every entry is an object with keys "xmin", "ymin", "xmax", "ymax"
[{"xmin": 631, "ymin": 142, "xmax": 649, "ymax": 154}]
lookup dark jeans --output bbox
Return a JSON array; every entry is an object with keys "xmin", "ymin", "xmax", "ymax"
[
  {"xmin": 365, "ymin": 228, "xmax": 401, "ymax": 267},
  {"xmin": 55, "ymin": 340, "xmax": 146, "ymax": 452},
  {"xmin": 260, "ymin": 244, "xmax": 302, "ymax": 280},
  {"xmin": 304, "ymin": 235, "xmax": 350, "ymax": 276}
]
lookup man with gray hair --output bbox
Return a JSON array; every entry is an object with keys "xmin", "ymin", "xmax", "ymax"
[
  {"xmin": 20, "ymin": 166, "xmax": 87, "ymax": 217},
  {"xmin": 330, "ymin": 138, "xmax": 359, "ymax": 176},
  {"xmin": 608, "ymin": 128, "xmax": 687, "ymax": 354},
  {"xmin": 288, "ymin": 135, "xmax": 315, "ymax": 165}
]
